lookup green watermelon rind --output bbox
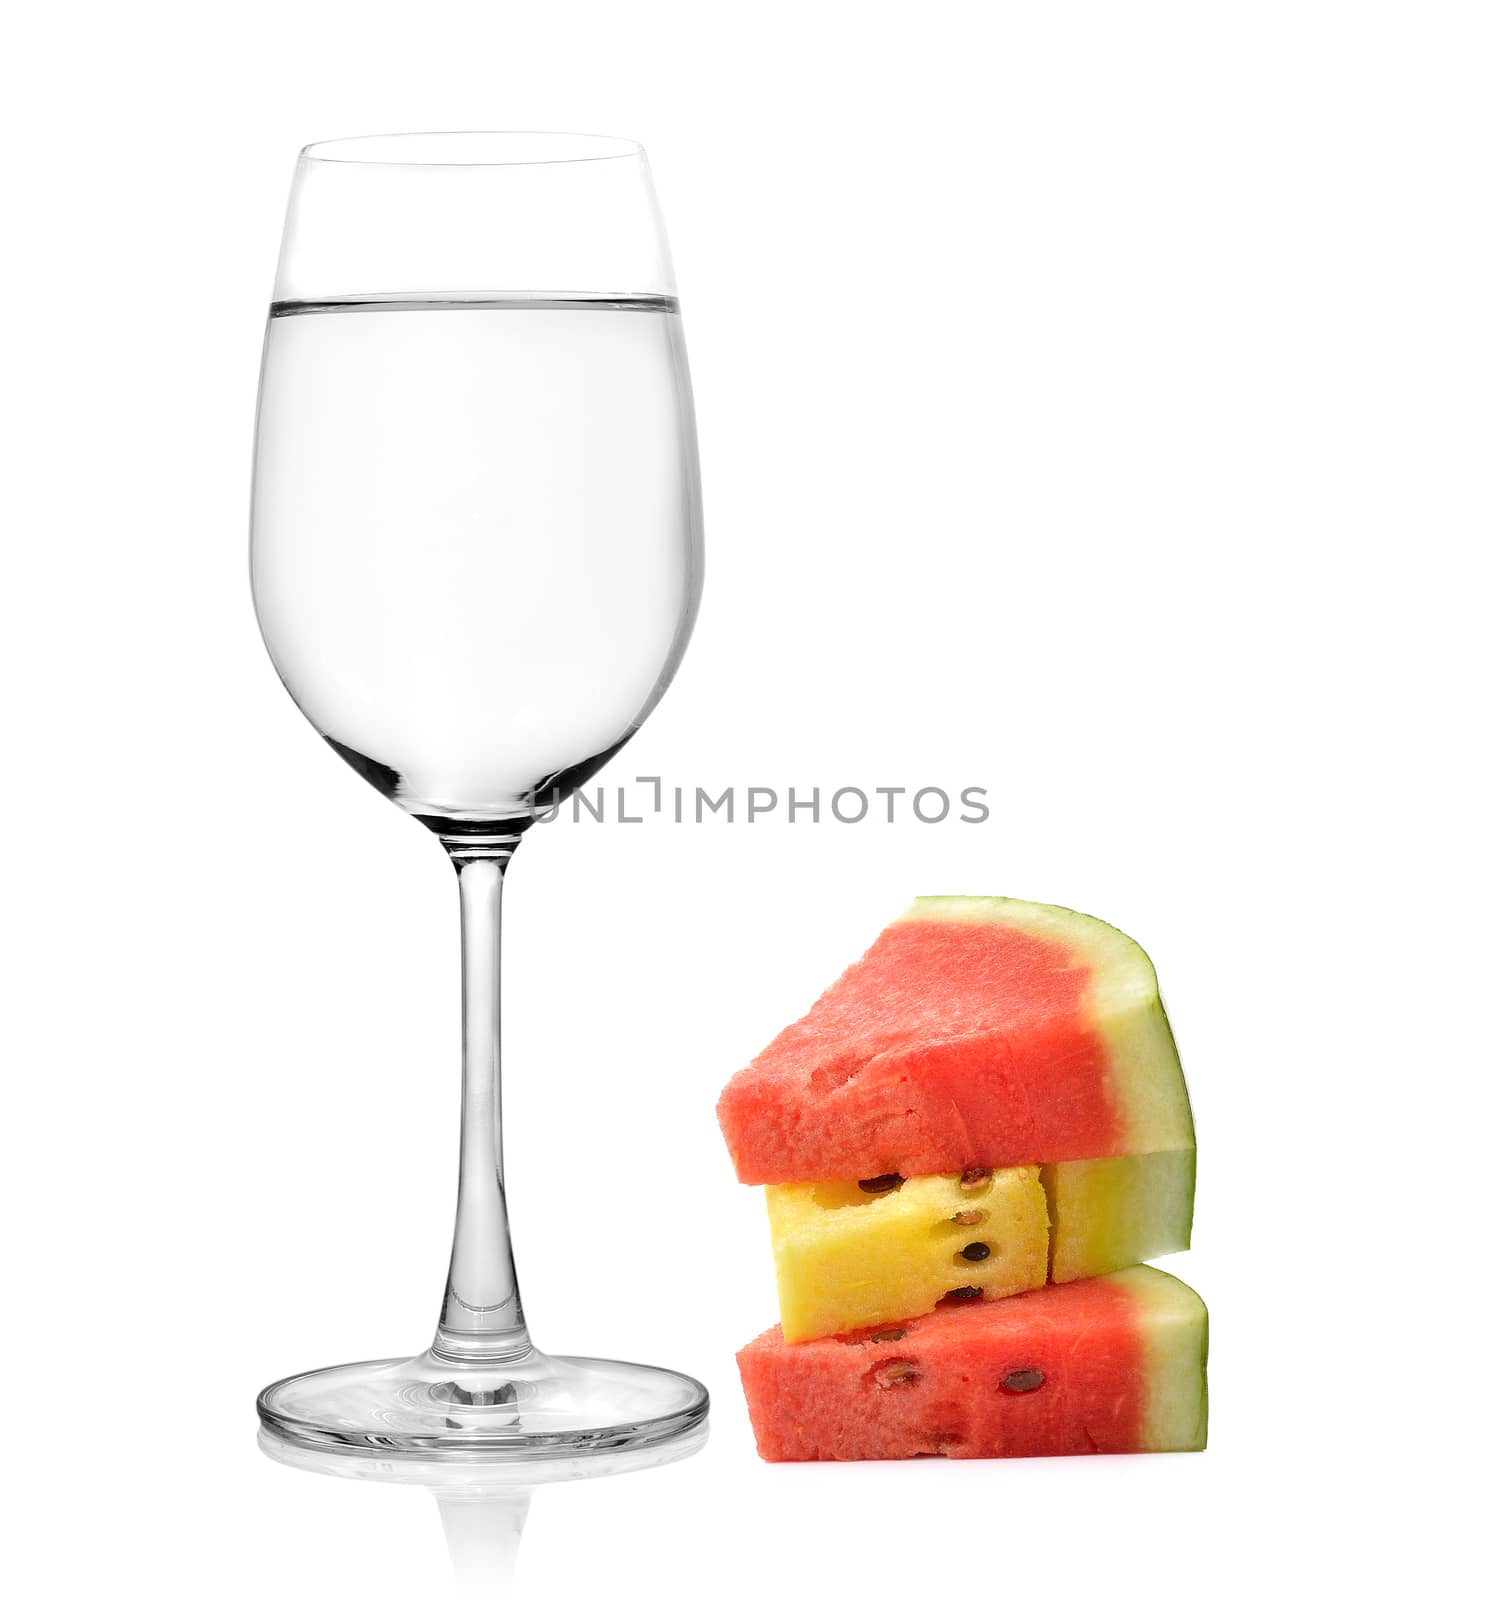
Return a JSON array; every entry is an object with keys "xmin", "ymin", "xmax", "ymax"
[
  {"xmin": 1113, "ymin": 1264, "xmax": 1209, "ymax": 1452},
  {"xmin": 902, "ymin": 896, "xmax": 1196, "ymax": 1157},
  {"xmin": 1045, "ymin": 1148, "xmax": 1197, "ymax": 1283}
]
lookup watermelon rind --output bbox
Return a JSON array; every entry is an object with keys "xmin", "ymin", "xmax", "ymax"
[
  {"xmin": 1044, "ymin": 1148, "xmax": 1197, "ymax": 1282},
  {"xmin": 1112, "ymin": 1264, "xmax": 1209, "ymax": 1451}
]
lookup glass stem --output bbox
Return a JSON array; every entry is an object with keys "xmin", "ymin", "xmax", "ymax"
[{"xmin": 432, "ymin": 838, "xmax": 532, "ymax": 1365}]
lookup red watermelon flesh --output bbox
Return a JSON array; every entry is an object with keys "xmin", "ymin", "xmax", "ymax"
[
  {"xmin": 718, "ymin": 897, "xmax": 1194, "ymax": 1184},
  {"xmin": 735, "ymin": 1265, "xmax": 1207, "ymax": 1462}
]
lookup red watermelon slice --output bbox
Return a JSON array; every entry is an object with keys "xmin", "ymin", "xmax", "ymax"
[
  {"xmin": 736, "ymin": 1265, "xmax": 1207, "ymax": 1461},
  {"xmin": 718, "ymin": 896, "xmax": 1194, "ymax": 1184}
]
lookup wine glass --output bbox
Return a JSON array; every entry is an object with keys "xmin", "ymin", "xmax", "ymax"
[{"xmin": 250, "ymin": 131, "xmax": 706, "ymax": 1458}]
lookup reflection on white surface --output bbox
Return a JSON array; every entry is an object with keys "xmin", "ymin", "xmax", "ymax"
[{"xmin": 258, "ymin": 1422, "xmax": 710, "ymax": 1597}]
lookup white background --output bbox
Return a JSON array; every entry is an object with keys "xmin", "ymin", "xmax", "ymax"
[{"xmin": 3, "ymin": 2, "xmax": 1505, "ymax": 1595}]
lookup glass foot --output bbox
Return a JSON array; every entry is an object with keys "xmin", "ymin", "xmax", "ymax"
[{"xmin": 258, "ymin": 1347, "xmax": 709, "ymax": 1461}]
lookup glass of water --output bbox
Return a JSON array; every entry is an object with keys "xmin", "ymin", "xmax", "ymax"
[{"xmin": 251, "ymin": 132, "xmax": 706, "ymax": 1458}]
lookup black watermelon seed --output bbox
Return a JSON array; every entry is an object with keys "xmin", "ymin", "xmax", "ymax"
[
  {"xmin": 1000, "ymin": 1368, "xmax": 1045, "ymax": 1394},
  {"xmin": 859, "ymin": 1173, "xmax": 904, "ymax": 1195},
  {"xmin": 960, "ymin": 1242, "xmax": 991, "ymax": 1263},
  {"xmin": 945, "ymin": 1286, "xmax": 984, "ymax": 1301}
]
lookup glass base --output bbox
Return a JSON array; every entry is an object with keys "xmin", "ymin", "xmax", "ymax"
[{"xmin": 257, "ymin": 1347, "xmax": 709, "ymax": 1461}]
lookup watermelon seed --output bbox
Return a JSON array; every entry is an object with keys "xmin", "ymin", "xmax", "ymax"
[
  {"xmin": 959, "ymin": 1168, "xmax": 993, "ymax": 1194},
  {"xmin": 870, "ymin": 1359, "xmax": 921, "ymax": 1389},
  {"xmin": 859, "ymin": 1173, "xmax": 904, "ymax": 1195},
  {"xmin": 951, "ymin": 1209, "xmax": 986, "ymax": 1227},
  {"xmin": 958, "ymin": 1241, "xmax": 992, "ymax": 1263},
  {"xmin": 871, "ymin": 1328, "xmax": 908, "ymax": 1342},
  {"xmin": 944, "ymin": 1286, "xmax": 984, "ymax": 1301},
  {"xmin": 1000, "ymin": 1368, "xmax": 1045, "ymax": 1394}
]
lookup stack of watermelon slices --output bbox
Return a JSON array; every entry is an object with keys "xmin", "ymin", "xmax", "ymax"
[{"xmin": 717, "ymin": 896, "xmax": 1208, "ymax": 1461}]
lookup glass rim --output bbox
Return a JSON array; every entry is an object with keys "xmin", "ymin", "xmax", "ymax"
[{"xmin": 299, "ymin": 131, "xmax": 646, "ymax": 169}]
